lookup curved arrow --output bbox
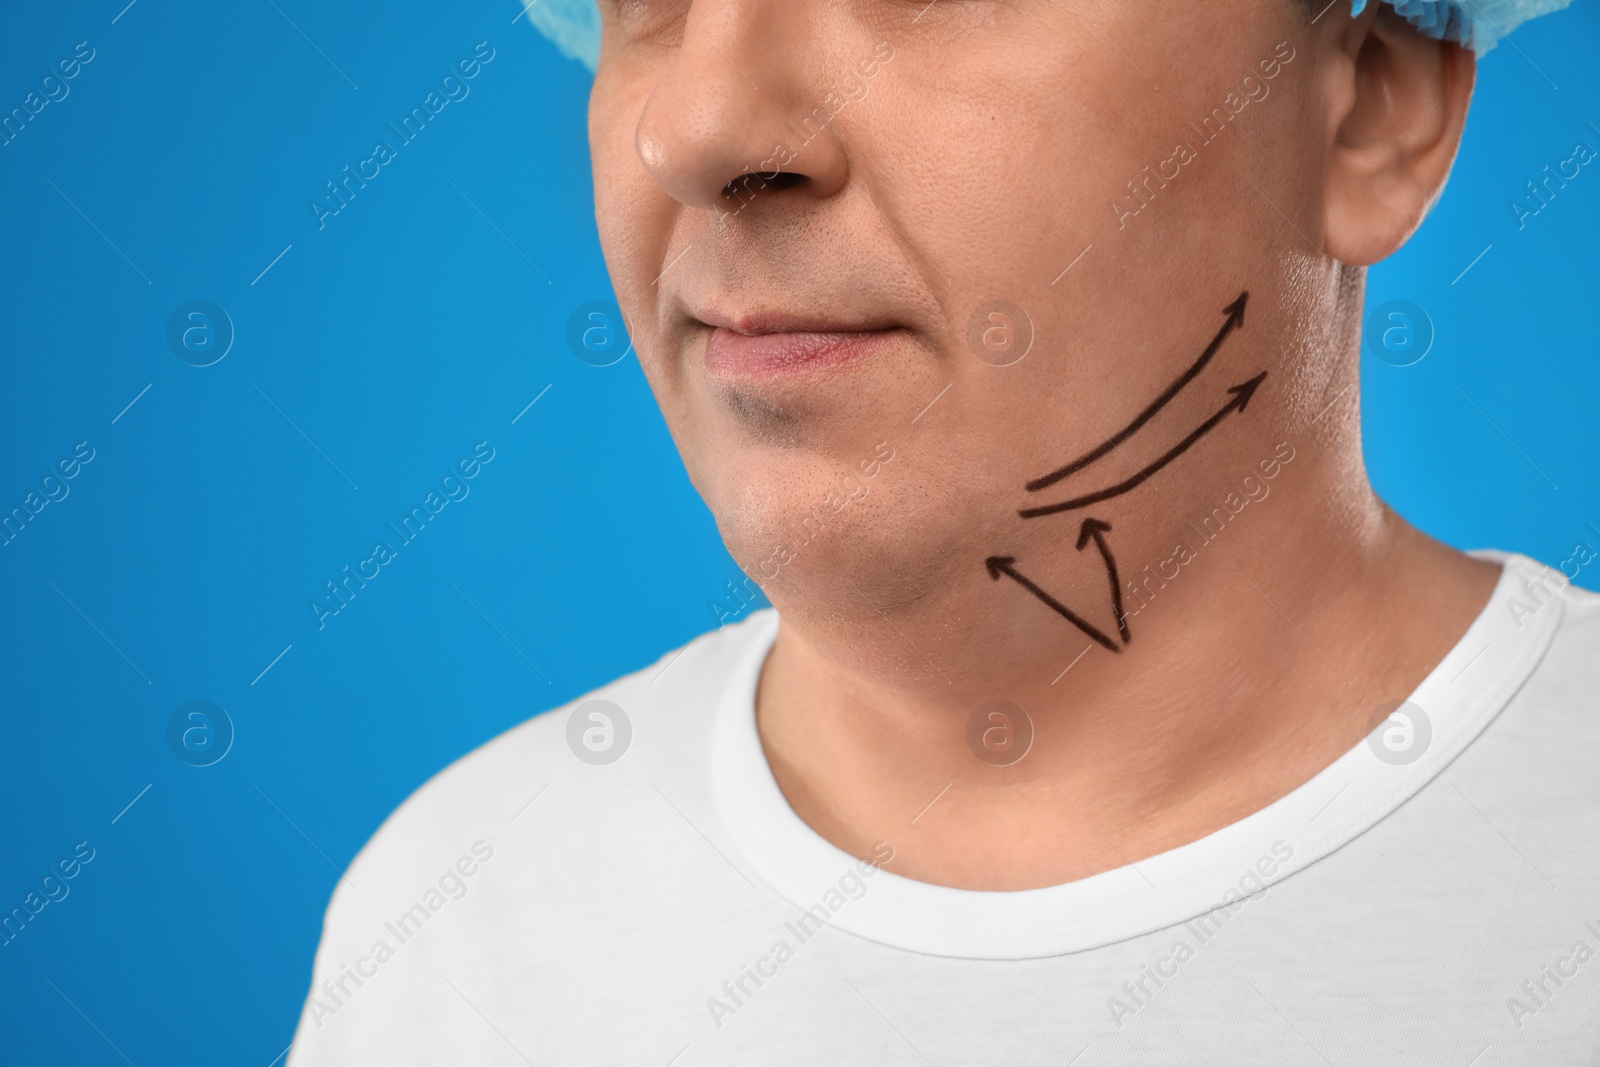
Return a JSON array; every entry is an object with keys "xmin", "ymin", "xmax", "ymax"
[
  {"xmin": 986, "ymin": 555, "xmax": 1121, "ymax": 653},
  {"xmin": 1076, "ymin": 518, "xmax": 1129, "ymax": 646},
  {"xmin": 1018, "ymin": 372, "xmax": 1267, "ymax": 519},
  {"xmin": 1027, "ymin": 291, "xmax": 1249, "ymax": 493}
]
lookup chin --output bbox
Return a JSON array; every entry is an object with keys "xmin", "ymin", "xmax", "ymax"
[{"xmin": 710, "ymin": 445, "xmax": 985, "ymax": 625}]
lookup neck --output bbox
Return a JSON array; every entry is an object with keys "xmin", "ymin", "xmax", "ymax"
[{"xmin": 753, "ymin": 379, "xmax": 1499, "ymax": 891}]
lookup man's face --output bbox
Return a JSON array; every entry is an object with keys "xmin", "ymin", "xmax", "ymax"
[{"xmin": 589, "ymin": 0, "xmax": 1334, "ymax": 669}]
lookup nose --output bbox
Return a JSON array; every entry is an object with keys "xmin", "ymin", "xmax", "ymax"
[{"xmin": 633, "ymin": 2, "xmax": 850, "ymax": 212}]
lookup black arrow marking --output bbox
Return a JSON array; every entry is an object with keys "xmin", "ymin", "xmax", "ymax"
[
  {"xmin": 1018, "ymin": 372, "xmax": 1267, "ymax": 519},
  {"xmin": 986, "ymin": 555, "xmax": 1121, "ymax": 653},
  {"xmin": 1076, "ymin": 518, "xmax": 1128, "ymax": 646},
  {"xmin": 1027, "ymin": 291, "xmax": 1249, "ymax": 493}
]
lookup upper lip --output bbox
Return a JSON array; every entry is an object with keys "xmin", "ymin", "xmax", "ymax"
[{"xmin": 693, "ymin": 307, "xmax": 900, "ymax": 336}]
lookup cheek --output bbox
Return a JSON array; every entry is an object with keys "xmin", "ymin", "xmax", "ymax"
[
  {"xmin": 589, "ymin": 69, "xmax": 660, "ymax": 220},
  {"xmin": 589, "ymin": 87, "xmax": 677, "ymax": 351},
  {"xmin": 857, "ymin": 35, "xmax": 1169, "ymax": 339},
  {"xmin": 588, "ymin": 92, "xmax": 648, "ymax": 260}
]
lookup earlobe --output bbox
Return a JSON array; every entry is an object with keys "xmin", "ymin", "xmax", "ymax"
[{"xmin": 1322, "ymin": 7, "xmax": 1476, "ymax": 266}]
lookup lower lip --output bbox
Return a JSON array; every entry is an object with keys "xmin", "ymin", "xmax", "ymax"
[{"xmin": 703, "ymin": 326, "xmax": 901, "ymax": 379}]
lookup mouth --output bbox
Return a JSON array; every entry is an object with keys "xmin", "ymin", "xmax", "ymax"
[{"xmin": 698, "ymin": 311, "xmax": 905, "ymax": 380}]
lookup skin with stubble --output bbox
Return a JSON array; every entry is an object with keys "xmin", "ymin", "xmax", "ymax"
[{"xmin": 586, "ymin": 0, "xmax": 1500, "ymax": 889}]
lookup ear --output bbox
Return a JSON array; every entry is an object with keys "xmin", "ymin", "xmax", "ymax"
[{"xmin": 1322, "ymin": 5, "xmax": 1476, "ymax": 265}]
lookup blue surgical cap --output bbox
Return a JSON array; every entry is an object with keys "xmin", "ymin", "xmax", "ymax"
[
  {"xmin": 1358, "ymin": 0, "xmax": 1573, "ymax": 50},
  {"xmin": 522, "ymin": 0, "xmax": 602, "ymax": 70},
  {"xmin": 522, "ymin": 0, "xmax": 1572, "ymax": 71}
]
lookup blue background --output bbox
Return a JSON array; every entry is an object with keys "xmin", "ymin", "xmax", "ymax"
[{"xmin": 0, "ymin": 1, "xmax": 1595, "ymax": 1062}]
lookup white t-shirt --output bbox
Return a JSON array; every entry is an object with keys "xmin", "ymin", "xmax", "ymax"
[{"xmin": 288, "ymin": 552, "xmax": 1600, "ymax": 1065}]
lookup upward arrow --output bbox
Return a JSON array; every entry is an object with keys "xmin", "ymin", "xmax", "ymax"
[
  {"xmin": 1019, "ymin": 372, "xmax": 1267, "ymax": 519},
  {"xmin": 1027, "ymin": 292, "xmax": 1249, "ymax": 493},
  {"xmin": 1076, "ymin": 518, "xmax": 1129, "ymax": 646}
]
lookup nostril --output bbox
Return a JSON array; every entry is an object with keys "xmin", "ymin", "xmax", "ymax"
[{"xmin": 721, "ymin": 169, "xmax": 807, "ymax": 201}]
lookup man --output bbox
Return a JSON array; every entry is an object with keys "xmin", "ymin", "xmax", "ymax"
[{"xmin": 291, "ymin": 0, "xmax": 1597, "ymax": 1063}]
